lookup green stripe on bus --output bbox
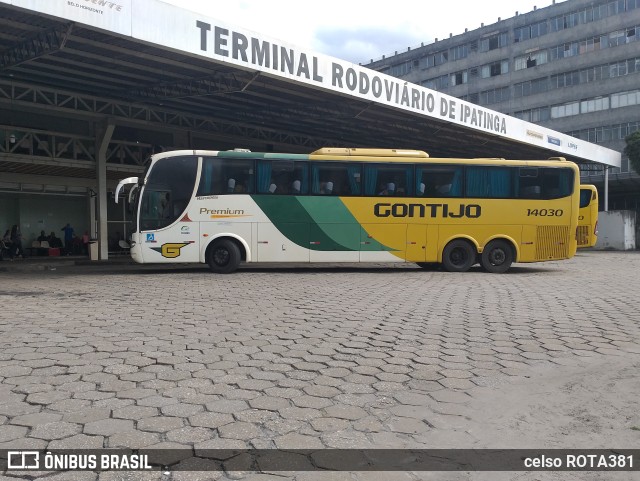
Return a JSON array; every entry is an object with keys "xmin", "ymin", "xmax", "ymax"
[{"xmin": 252, "ymin": 196, "xmax": 392, "ymax": 252}]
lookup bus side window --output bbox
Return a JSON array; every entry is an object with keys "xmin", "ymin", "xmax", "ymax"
[
  {"xmin": 542, "ymin": 168, "xmax": 573, "ymax": 199},
  {"xmin": 417, "ymin": 166, "xmax": 462, "ymax": 197},
  {"xmin": 518, "ymin": 167, "xmax": 541, "ymax": 199},
  {"xmin": 364, "ymin": 163, "xmax": 412, "ymax": 196},
  {"xmin": 312, "ymin": 163, "xmax": 361, "ymax": 195}
]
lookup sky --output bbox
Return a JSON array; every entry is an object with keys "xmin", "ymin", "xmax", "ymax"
[{"xmin": 161, "ymin": 0, "xmax": 564, "ymax": 64}]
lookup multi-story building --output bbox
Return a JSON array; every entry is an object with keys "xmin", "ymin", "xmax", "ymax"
[{"xmin": 365, "ymin": 0, "xmax": 640, "ymax": 211}]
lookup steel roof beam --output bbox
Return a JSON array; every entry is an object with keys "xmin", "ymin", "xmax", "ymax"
[{"xmin": 0, "ymin": 23, "xmax": 73, "ymax": 70}]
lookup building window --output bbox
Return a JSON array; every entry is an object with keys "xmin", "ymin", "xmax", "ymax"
[
  {"xmin": 481, "ymin": 60, "xmax": 509, "ymax": 78},
  {"xmin": 479, "ymin": 86, "xmax": 510, "ymax": 105},
  {"xmin": 611, "ymin": 89, "xmax": 640, "ymax": 108},
  {"xmin": 580, "ymin": 96, "xmax": 610, "ymax": 113},
  {"xmin": 551, "ymin": 101, "xmax": 581, "ymax": 118},
  {"xmin": 452, "ymin": 70, "xmax": 468, "ymax": 86},
  {"xmin": 479, "ymin": 32, "xmax": 508, "ymax": 52},
  {"xmin": 515, "ymin": 50, "xmax": 548, "ymax": 70},
  {"xmin": 423, "ymin": 74, "xmax": 450, "ymax": 90},
  {"xmin": 390, "ymin": 62, "xmax": 412, "ymax": 76},
  {"xmin": 514, "ymin": 20, "xmax": 548, "ymax": 42},
  {"xmin": 450, "ymin": 44, "xmax": 469, "ymax": 61}
]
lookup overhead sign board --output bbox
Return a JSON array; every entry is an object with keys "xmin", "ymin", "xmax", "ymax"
[{"xmin": 0, "ymin": 0, "xmax": 622, "ymax": 167}]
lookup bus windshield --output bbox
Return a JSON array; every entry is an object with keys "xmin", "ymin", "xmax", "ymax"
[
  {"xmin": 139, "ymin": 155, "xmax": 198, "ymax": 231},
  {"xmin": 579, "ymin": 188, "xmax": 593, "ymax": 208}
]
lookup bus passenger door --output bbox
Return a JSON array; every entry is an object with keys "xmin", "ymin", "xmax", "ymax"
[
  {"xmin": 257, "ymin": 223, "xmax": 310, "ymax": 262},
  {"xmin": 405, "ymin": 224, "xmax": 427, "ymax": 262},
  {"xmin": 360, "ymin": 224, "xmax": 406, "ymax": 262}
]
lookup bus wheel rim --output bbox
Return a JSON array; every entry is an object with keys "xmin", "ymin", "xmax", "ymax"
[
  {"xmin": 489, "ymin": 249, "xmax": 506, "ymax": 265},
  {"xmin": 214, "ymin": 248, "xmax": 230, "ymax": 266},
  {"xmin": 451, "ymin": 248, "xmax": 467, "ymax": 266}
]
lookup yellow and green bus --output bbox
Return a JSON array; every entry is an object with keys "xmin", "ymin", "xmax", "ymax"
[
  {"xmin": 577, "ymin": 184, "xmax": 598, "ymax": 248},
  {"xmin": 115, "ymin": 148, "xmax": 581, "ymax": 274}
]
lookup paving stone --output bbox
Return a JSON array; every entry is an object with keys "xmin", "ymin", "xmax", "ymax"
[
  {"xmin": 137, "ymin": 416, "xmax": 185, "ymax": 432},
  {"xmin": 205, "ymin": 399, "xmax": 249, "ymax": 414},
  {"xmin": 194, "ymin": 437, "xmax": 247, "ymax": 453},
  {"xmin": 273, "ymin": 432, "xmax": 324, "ymax": 449},
  {"xmin": 161, "ymin": 403, "xmax": 204, "ymax": 417},
  {"xmin": 30, "ymin": 421, "xmax": 81, "ymax": 440},
  {"xmin": 278, "ymin": 406, "xmax": 322, "ymax": 421},
  {"xmin": 0, "ymin": 425, "xmax": 28, "ymax": 442},
  {"xmin": 26, "ymin": 390, "xmax": 71, "ymax": 405},
  {"xmin": 218, "ymin": 421, "xmax": 262, "ymax": 440},
  {"xmin": 108, "ymin": 430, "xmax": 160, "ymax": 449},
  {"xmin": 292, "ymin": 395, "xmax": 333, "ymax": 409},
  {"xmin": 48, "ymin": 398, "xmax": 91, "ymax": 413},
  {"xmin": 84, "ymin": 418, "xmax": 134, "ymax": 436},
  {"xmin": 309, "ymin": 417, "xmax": 351, "ymax": 432},
  {"xmin": 323, "ymin": 404, "xmax": 368, "ymax": 420},
  {"xmin": 63, "ymin": 408, "xmax": 112, "ymax": 424},
  {"xmin": 302, "ymin": 385, "xmax": 341, "ymax": 398},
  {"xmin": 137, "ymin": 395, "xmax": 179, "ymax": 407},
  {"xmin": 12, "ymin": 412, "xmax": 62, "ymax": 427},
  {"xmin": 112, "ymin": 405, "xmax": 158, "ymax": 419},
  {"xmin": 234, "ymin": 409, "xmax": 279, "ymax": 423},
  {"xmin": 48, "ymin": 434, "xmax": 104, "ymax": 449},
  {"xmin": 189, "ymin": 412, "xmax": 234, "ymax": 429},
  {"xmin": 0, "ymin": 365, "xmax": 32, "ymax": 377},
  {"xmin": 428, "ymin": 390, "xmax": 471, "ymax": 404},
  {"xmin": 248, "ymin": 396, "xmax": 290, "ymax": 411},
  {"xmin": 166, "ymin": 426, "xmax": 214, "ymax": 443},
  {"xmin": 12, "ymin": 383, "xmax": 51, "ymax": 395},
  {"xmin": 0, "ymin": 401, "xmax": 40, "ymax": 416}
]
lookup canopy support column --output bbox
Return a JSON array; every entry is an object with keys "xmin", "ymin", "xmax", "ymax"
[
  {"xmin": 604, "ymin": 167, "xmax": 609, "ymax": 212},
  {"xmin": 96, "ymin": 120, "xmax": 115, "ymax": 260}
]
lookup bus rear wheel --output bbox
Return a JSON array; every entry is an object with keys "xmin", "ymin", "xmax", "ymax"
[
  {"xmin": 207, "ymin": 239, "xmax": 241, "ymax": 274},
  {"xmin": 442, "ymin": 239, "xmax": 475, "ymax": 273},
  {"xmin": 481, "ymin": 239, "xmax": 514, "ymax": 274}
]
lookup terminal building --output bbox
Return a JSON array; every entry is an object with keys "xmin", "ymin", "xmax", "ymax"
[
  {"xmin": 0, "ymin": 0, "xmax": 623, "ymax": 258},
  {"xmin": 365, "ymin": 0, "xmax": 640, "ymax": 211}
]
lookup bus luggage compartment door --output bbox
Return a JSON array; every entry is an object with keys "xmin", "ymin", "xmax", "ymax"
[
  {"xmin": 257, "ymin": 223, "xmax": 310, "ymax": 262},
  {"xmin": 309, "ymin": 223, "xmax": 360, "ymax": 262},
  {"xmin": 360, "ymin": 223, "xmax": 407, "ymax": 262}
]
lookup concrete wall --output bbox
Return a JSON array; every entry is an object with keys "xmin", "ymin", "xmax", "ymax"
[
  {"xmin": 594, "ymin": 210, "xmax": 637, "ymax": 250},
  {"xmin": 0, "ymin": 195, "xmax": 19, "ymax": 238},
  {"xmin": 0, "ymin": 194, "xmax": 89, "ymax": 247}
]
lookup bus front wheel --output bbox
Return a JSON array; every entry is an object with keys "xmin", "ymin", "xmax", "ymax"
[
  {"xmin": 207, "ymin": 239, "xmax": 241, "ymax": 274},
  {"xmin": 442, "ymin": 240, "xmax": 476, "ymax": 273},
  {"xmin": 481, "ymin": 239, "xmax": 514, "ymax": 274}
]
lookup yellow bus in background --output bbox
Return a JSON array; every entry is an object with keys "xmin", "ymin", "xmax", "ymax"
[
  {"xmin": 116, "ymin": 148, "xmax": 581, "ymax": 274},
  {"xmin": 577, "ymin": 185, "xmax": 598, "ymax": 248}
]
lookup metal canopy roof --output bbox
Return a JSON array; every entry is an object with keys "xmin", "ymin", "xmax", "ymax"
[{"xmin": 0, "ymin": 1, "xmax": 621, "ymax": 185}]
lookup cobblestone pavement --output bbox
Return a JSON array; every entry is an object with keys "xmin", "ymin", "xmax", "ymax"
[{"xmin": 0, "ymin": 251, "xmax": 639, "ymax": 481}]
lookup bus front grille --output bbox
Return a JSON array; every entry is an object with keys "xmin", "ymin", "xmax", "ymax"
[
  {"xmin": 576, "ymin": 226, "xmax": 590, "ymax": 246},
  {"xmin": 535, "ymin": 226, "xmax": 570, "ymax": 260}
]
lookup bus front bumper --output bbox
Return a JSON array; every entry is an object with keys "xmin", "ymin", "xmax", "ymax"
[{"xmin": 130, "ymin": 234, "xmax": 143, "ymax": 264}]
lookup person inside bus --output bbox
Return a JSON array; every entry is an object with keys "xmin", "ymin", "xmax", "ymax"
[
  {"xmin": 378, "ymin": 182, "xmax": 395, "ymax": 195},
  {"xmin": 436, "ymin": 183, "xmax": 452, "ymax": 195},
  {"xmin": 161, "ymin": 193, "xmax": 173, "ymax": 218},
  {"xmin": 321, "ymin": 181, "xmax": 334, "ymax": 195}
]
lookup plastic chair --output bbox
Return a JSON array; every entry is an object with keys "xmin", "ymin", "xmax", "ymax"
[{"xmin": 28, "ymin": 241, "xmax": 40, "ymax": 257}]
